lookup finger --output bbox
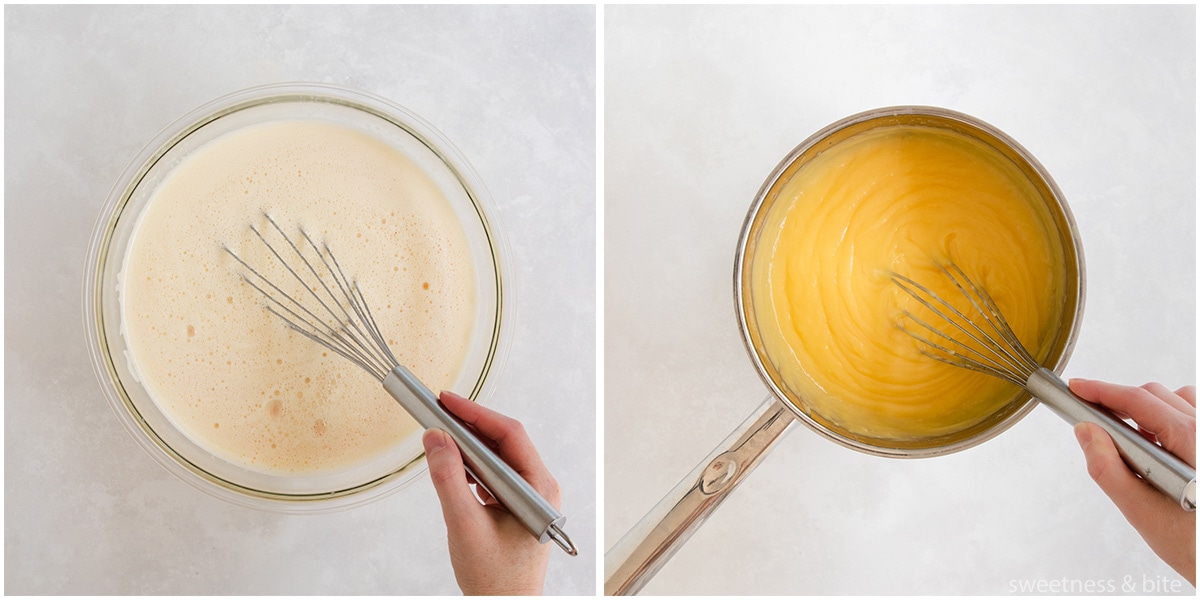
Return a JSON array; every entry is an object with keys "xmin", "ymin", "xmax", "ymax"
[
  {"xmin": 1174, "ymin": 385, "xmax": 1196, "ymax": 407},
  {"xmin": 1141, "ymin": 382, "xmax": 1195, "ymax": 417},
  {"xmin": 1069, "ymin": 379, "xmax": 1195, "ymax": 465},
  {"xmin": 1136, "ymin": 425, "xmax": 1157, "ymax": 445},
  {"xmin": 447, "ymin": 417, "xmax": 503, "ymax": 456},
  {"xmin": 1066, "ymin": 378, "xmax": 1136, "ymax": 424},
  {"xmin": 439, "ymin": 391, "xmax": 541, "ymax": 463},
  {"xmin": 1074, "ymin": 423, "xmax": 1182, "ymax": 538},
  {"xmin": 1108, "ymin": 408, "xmax": 1132, "ymax": 422},
  {"xmin": 423, "ymin": 429, "xmax": 484, "ymax": 534},
  {"xmin": 438, "ymin": 391, "xmax": 559, "ymax": 503}
]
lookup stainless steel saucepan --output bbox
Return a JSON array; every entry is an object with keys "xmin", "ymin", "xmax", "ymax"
[{"xmin": 604, "ymin": 106, "xmax": 1089, "ymax": 595}]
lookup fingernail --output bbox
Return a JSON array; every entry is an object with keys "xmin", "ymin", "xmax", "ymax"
[
  {"xmin": 1068, "ymin": 378, "xmax": 1091, "ymax": 394},
  {"xmin": 1074, "ymin": 423, "xmax": 1092, "ymax": 448},
  {"xmin": 422, "ymin": 429, "xmax": 447, "ymax": 453}
]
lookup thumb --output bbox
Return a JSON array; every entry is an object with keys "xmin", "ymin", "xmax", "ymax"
[{"xmin": 423, "ymin": 429, "xmax": 483, "ymax": 532}]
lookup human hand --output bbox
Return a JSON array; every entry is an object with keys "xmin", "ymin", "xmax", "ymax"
[
  {"xmin": 422, "ymin": 391, "xmax": 561, "ymax": 595},
  {"xmin": 1069, "ymin": 378, "xmax": 1196, "ymax": 586}
]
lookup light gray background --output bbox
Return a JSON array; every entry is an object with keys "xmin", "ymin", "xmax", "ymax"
[
  {"xmin": 6, "ymin": 5, "xmax": 595, "ymax": 595},
  {"xmin": 606, "ymin": 5, "xmax": 1195, "ymax": 595}
]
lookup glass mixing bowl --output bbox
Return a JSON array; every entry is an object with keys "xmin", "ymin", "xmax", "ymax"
[{"xmin": 83, "ymin": 82, "xmax": 512, "ymax": 513}]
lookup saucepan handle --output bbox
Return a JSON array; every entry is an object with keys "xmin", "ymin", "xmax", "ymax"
[
  {"xmin": 603, "ymin": 396, "xmax": 797, "ymax": 595},
  {"xmin": 1027, "ymin": 368, "xmax": 1196, "ymax": 511}
]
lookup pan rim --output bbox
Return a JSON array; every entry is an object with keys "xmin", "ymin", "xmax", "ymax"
[{"xmin": 732, "ymin": 105, "xmax": 1087, "ymax": 458}]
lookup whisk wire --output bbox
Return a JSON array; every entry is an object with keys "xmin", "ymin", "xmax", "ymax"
[
  {"xmin": 224, "ymin": 214, "xmax": 399, "ymax": 382},
  {"xmin": 317, "ymin": 239, "xmax": 400, "ymax": 371},
  {"xmin": 892, "ymin": 263, "xmax": 1045, "ymax": 385},
  {"xmin": 295, "ymin": 231, "xmax": 393, "ymax": 376},
  {"xmin": 944, "ymin": 263, "xmax": 1039, "ymax": 369},
  {"xmin": 293, "ymin": 228, "xmax": 376, "ymax": 344},
  {"xmin": 262, "ymin": 217, "xmax": 385, "ymax": 368},
  {"xmin": 231, "ymin": 248, "xmax": 388, "ymax": 380},
  {"xmin": 892, "ymin": 272, "xmax": 1033, "ymax": 381},
  {"xmin": 222, "ymin": 248, "xmax": 341, "ymax": 350},
  {"xmin": 262, "ymin": 237, "xmax": 385, "ymax": 378},
  {"xmin": 265, "ymin": 304, "xmax": 383, "ymax": 377},
  {"xmin": 934, "ymin": 265, "xmax": 1035, "ymax": 380},
  {"xmin": 352, "ymin": 280, "xmax": 401, "ymax": 368},
  {"xmin": 898, "ymin": 309, "xmax": 1029, "ymax": 387}
]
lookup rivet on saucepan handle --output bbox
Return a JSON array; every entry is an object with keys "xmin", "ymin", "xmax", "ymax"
[{"xmin": 603, "ymin": 397, "xmax": 795, "ymax": 595}]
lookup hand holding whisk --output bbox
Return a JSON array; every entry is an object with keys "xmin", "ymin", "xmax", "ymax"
[
  {"xmin": 224, "ymin": 213, "xmax": 577, "ymax": 555},
  {"xmin": 892, "ymin": 262, "xmax": 1195, "ymax": 511}
]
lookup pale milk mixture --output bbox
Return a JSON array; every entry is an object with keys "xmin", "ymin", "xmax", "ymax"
[{"xmin": 121, "ymin": 119, "xmax": 476, "ymax": 475}]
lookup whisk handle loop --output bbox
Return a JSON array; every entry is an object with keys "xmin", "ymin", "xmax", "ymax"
[
  {"xmin": 1027, "ymin": 368, "xmax": 1197, "ymax": 511},
  {"xmin": 382, "ymin": 366, "xmax": 576, "ymax": 554}
]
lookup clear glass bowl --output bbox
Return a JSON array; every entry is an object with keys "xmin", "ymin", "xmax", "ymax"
[{"xmin": 83, "ymin": 82, "xmax": 512, "ymax": 513}]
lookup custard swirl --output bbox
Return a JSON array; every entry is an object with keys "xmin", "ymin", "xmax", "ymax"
[{"xmin": 750, "ymin": 125, "xmax": 1066, "ymax": 441}]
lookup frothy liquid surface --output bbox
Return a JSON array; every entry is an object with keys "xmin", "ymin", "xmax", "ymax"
[
  {"xmin": 749, "ymin": 124, "xmax": 1066, "ymax": 441},
  {"xmin": 121, "ymin": 119, "xmax": 475, "ymax": 474}
]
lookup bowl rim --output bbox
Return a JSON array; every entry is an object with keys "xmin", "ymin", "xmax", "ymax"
[
  {"xmin": 732, "ymin": 105, "xmax": 1087, "ymax": 458},
  {"xmin": 82, "ymin": 81, "xmax": 514, "ymax": 512}
]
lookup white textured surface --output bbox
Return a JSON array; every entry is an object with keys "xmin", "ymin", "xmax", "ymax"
[
  {"xmin": 6, "ymin": 5, "xmax": 595, "ymax": 595},
  {"xmin": 606, "ymin": 5, "xmax": 1195, "ymax": 595}
]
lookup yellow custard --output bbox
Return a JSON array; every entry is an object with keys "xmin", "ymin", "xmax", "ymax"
[{"xmin": 749, "ymin": 124, "xmax": 1066, "ymax": 441}]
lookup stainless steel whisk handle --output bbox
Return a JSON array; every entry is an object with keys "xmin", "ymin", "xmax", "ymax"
[
  {"xmin": 1027, "ymin": 368, "xmax": 1197, "ymax": 511},
  {"xmin": 383, "ymin": 366, "xmax": 578, "ymax": 555}
]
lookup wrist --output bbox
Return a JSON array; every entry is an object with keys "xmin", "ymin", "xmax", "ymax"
[{"xmin": 459, "ymin": 581, "xmax": 543, "ymax": 596}]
